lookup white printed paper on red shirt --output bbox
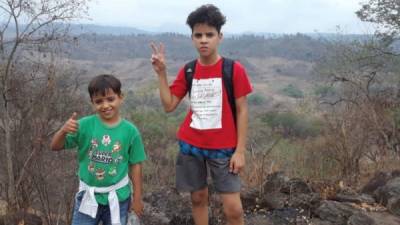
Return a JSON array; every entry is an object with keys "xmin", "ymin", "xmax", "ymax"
[{"xmin": 190, "ymin": 77, "xmax": 222, "ymax": 130}]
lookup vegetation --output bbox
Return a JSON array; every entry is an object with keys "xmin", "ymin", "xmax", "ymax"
[
  {"xmin": 281, "ymin": 84, "xmax": 304, "ymax": 98},
  {"xmin": 66, "ymin": 32, "xmax": 328, "ymax": 63},
  {"xmin": 357, "ymin": 0, "xmax": 400, "ymax": 37},
  {"xmin": 0, "ymin": 0, "xmax": 400, "ymax": 223},
  {"xmin": 313, "ymin": 85, "xmax": 336, "ymax": 98},
  {"xmin": 0, "ymin": 0, "xmax": 90, "ymax": 223},
  {"xmin": 248, "ymin": 92, "xmax": 268, "ymax": 106},
  {"xmin": 261, "ymin": 111, "xmax": 321, "ymax": 138}
]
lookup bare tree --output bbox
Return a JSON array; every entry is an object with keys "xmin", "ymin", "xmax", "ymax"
[
  {"xmin": 356, "ymin": 0, "xmax": 400, "ymax": 98},
  {"xmin": 314, "ymin": 37, "xmax": 400, "ymax": 181},
  {"xmin": 357, "ymin": 0, "xmax": 400, "ymax": 37},
  {"xmin": 0, "ymin": 0, "xmax": 90, "ymax": 212}
]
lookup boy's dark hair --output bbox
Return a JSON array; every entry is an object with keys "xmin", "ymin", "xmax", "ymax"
[
  {"xmin": 88, "ymin": 74, "xmax": 122, "ymax": 99},
  {"xmin": 186, "ymin": 4, "xmax": 226, "ymax": 33}
]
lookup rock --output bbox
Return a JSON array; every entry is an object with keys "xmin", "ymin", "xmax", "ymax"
[
  {"xmin": 281, "ymin": 178, "xmax": 313, "ymax": 194},
  {"xmin": 260, "ymin": 192, "xmax": 288, "ymax": 210},
  {"xmin": 365, "ymin": 211, "xmax": 400, "ymax": 225},
  {"xmin": 141, "ymin": 203, "xmax": 170, "ymax": 225},
  {"xmin": 374, "ymin": 177, "xmax": 400, "ymax": 205},
  {"xmin": 139, "ymin": 171, "xmax": 400, "ymax": 225},
  {"xmin": 333, "ymin": 193, "xmax": 376, "ymax": 205},
  {"xmin": 168, "ymin": 215, "xmax": 194, "ymax": 225},
  {"xmin": 241, "ymin": 188, "xmax": 260, "ymax": 211},
  {"xmin": 288, "ymin": 193, "xmax": 322, "ymax": 211},
  {"xmin": 268, "ymin": 208, "xmax": 309, "ymax": 225},
  {"xmin": 262, "ymin": 171, "xmax": 289, "ymax": 194},
  {"xmin": 361, "ymin": 171, "xmax": 392, "ymax": 195},
  {"xmin": 347, "ymin": 212, "xmax": 376, "ymax": 225},
  {"xmin": 309, "ymin": 218, "xmax": 334, "ymax": 225},
  {"xmin": 391, "ymin": 170, "xmax": 400, "ymax": 178},
  {"xmin": 142, "ymin": 188, "xmax": 193, "ymax": 225},
  {"xmin": 244, "ymin": 213, "xmax": 274, "ymax": 225},
  {"xmin": 313, "ymin": 200, "xmax": 362, "ymax": 224},
  {"xmin": 142, "ymin": 187, "xmax": 222, "ymax": 225},
  {"xmin": 387, "ymin": 196, "xmax": 400, "ymax": 216},
  {"xmin": 245, "ymin": 208, "xmax": 310, "ymax": 225}
]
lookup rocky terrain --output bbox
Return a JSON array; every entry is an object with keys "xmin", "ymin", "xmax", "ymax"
[
  {"xmin": 141, "ymin": 171, "xmax": 400, "ymax": 225},
  {"xmin": 2, "ymin": 171, "xmax": 400, "ymax": 225}
]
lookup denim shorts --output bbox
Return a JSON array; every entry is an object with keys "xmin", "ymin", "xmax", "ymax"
[
  {"xmin": 71, "ymin": 191, "xmax": 130, "ymax": 225},
  {"xmin": 175, "ymin": 140, "xmax": 241, "ymax": 193}
]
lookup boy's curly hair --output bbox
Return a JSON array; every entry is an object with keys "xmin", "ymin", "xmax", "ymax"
[{"xmin": 186, "ymin": 4, "xmax": 226, "ymax": 33}]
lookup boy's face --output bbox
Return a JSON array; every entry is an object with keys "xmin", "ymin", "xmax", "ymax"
[
  {"xmin": 191, "ymin": 23, "xmax": 222, "ymax": 59},
  {"xmin": 91, "ymin": 89, "xmax": 123, "ymax": 124}
]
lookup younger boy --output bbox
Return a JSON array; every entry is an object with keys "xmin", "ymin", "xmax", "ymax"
[
  {"xmin": 150, "ymin": 4, "xmax": 252, "ymax": 225},
  {"xmin": 50, "ymin": 74, "xmax": 147, "ymax": 225}
]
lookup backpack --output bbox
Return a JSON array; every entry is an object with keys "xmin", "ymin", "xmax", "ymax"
[{"xmin": 184, "ymin": 57, "xmax": 237, "ymax": 121}]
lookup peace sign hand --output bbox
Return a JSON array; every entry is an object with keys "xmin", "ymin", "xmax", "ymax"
[{"xmin": 150, "ymin": 42, "xmax": 166, "ymax": 75}]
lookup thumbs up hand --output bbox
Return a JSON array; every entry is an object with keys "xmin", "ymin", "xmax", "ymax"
[{"xmin": 61, "ymin": 112, "xmax": 79, "ymax": 134}]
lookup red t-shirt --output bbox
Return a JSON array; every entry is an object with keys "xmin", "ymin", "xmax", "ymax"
[{"xmin": 170, "ymin": 58, "xmax": 253, "ymax": 149}]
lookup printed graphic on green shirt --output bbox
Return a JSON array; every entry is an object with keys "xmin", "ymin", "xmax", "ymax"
[{"xmin": 88, "ymin": 136, "xmax": 125, "ymax": 180}]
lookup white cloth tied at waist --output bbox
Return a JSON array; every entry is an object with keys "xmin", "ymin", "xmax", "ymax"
[{"xmin": 78, "ymin": 175, "xmax": 130, "ymax": 225}]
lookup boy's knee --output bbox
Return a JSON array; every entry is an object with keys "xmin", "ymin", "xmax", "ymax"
[
  {"xmin": 224, "ymin": 204, "xmax": 243, "ymax": 220},
  {"xmin": 191, "ymin": 189, "xmax": 208, "ymax": 207}
]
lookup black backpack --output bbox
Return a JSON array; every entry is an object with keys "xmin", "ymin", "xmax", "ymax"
[{"xmin": 184, "ymin": 57, "xmax": 237, "ymax": 121}]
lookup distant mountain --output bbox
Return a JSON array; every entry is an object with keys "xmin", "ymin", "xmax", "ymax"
[
  {"xmin": 143, "ymin": 23, "xmax": 189, "ymax": 34},
  {"xmin": 69, "ymin": 24, "xmax": 151, "ymax": 35},
  {"xmin": 305, "ymin": 32, "xmax": 373, "ymax": 41},
  {"xmin": 2, "ymin": 21, "xmax": 373, "ymax": 39},
  {"xmin": 70, "ymin": 24, "xmax": 281, "ymax": 38},
  {"xmin": 2, "ymin": 23, "xmax": 152, "ymax": 38},
  {"xmin": 69, "ymin": 24, "xmax": 372, "ymax": 41}
]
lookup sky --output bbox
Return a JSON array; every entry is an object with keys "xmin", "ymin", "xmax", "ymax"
[{"xmin": 84, "ymin": 0, "xmax": 374, "ymax": 34}]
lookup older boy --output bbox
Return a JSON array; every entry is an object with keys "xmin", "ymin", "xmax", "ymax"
[
  {"xmin": 150, "ymin": 4, "xmax": 252, "ymax": 225},
  {"xmin": 50, "ymin": 74, "xmax": 147, "ymax": 225}
]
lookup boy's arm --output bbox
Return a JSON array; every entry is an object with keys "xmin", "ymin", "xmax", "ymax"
[
  {"xmin": 50, "ymin": 113, "xmax": 78, "ymax": 151},
  {"xmin": 50, "ymin": 130, "xmax": 68, "ymax": 151},
  {"xmin": 229, "ymin": 96, "xmax": 249, "ymax": 174},
  {"xmin": 150, "ymin": 42, "xmax": 181, "ymax": 112},
  {"xmin": 129, "ymin": 163, "xmax": 144, "ymax": 216}
]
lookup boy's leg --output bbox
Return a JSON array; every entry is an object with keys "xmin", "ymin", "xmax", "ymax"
[
  {"xmin": 100, "ymin": 196, "xmax": 131, "ymax": 225},
  {"xmin": 220, "ymin": 192, "xmax": 244, "ymax": 225},
  {"xmin": 207, "ymin": 157, "xmax": 243, "ymax": 225},
  {"xmin": 176, "ymin": 141, "xmax": 209, "ymax": 225},
  {"xmin": 71, "ymin": 191, "xmax": 100, "ymax": 225},
  {"xmin": 191, "ymin": 187, "xmax": 209, "ymax": 225}
]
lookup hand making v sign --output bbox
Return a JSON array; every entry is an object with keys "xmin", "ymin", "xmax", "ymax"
[{"xmin": 150, "ymin": 42, "xmax": 166, "ymax": 75}]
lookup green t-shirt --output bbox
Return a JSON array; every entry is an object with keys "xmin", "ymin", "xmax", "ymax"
[{"xmin": 64, "ymin": 114, "xmax": 146, "ymax": 205}]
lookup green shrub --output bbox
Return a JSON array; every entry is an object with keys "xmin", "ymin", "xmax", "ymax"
[
  {"xmin": 261, "ymin": 111, "xmax": 321, "ymax": 138},
  {"xmin": 248, "ymin": 93, "xmax": 267, "ymax": 106},
  {"xmin": 313, "ymin": 85, "xmax": 336, "ymax": 98},
  {"xmin": 393, "ymin": 107, "xmax": 400, "ymax": 127},
  {"xmin": 281, "ymin": 84, "xmax": 304, "ymax": 98}
]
